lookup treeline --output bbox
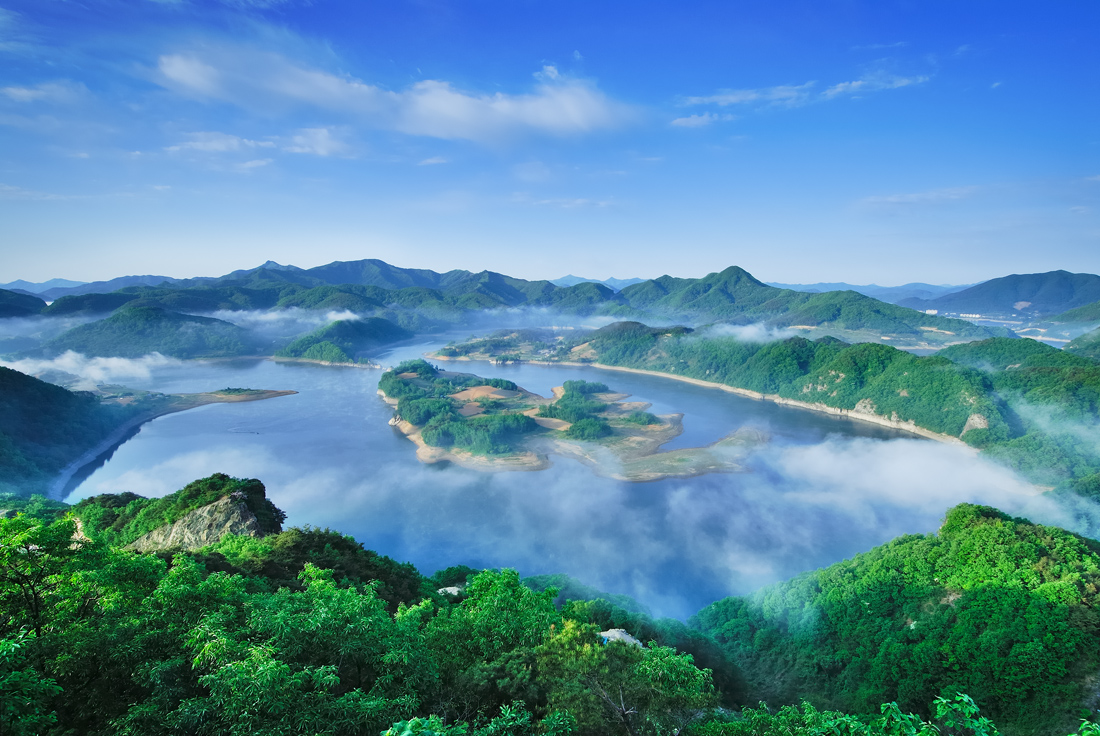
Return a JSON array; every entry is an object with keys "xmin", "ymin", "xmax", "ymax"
[{"xmin": 4, "ymin": 475, "xmax": 1092, "ymax": 735}]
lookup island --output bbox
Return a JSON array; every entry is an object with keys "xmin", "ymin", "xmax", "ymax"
[{"xmin": 376, "ymin": 359, "xmax": 764, "ymax": 481}]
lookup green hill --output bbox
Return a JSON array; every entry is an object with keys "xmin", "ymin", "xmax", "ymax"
[
  {"xmin": 4, "ymin": 476, "xmax": 1097, "ymax": 735},
  {"xmin": 24, "ymin": 261, "xmax": 1007, "ymax": 345},
  {"xmin": 275, "ymin": 317, "xmax": 412, "ymax": 362},
  {"xmin": 0, "ymin": 287, "xmax": 46, "ymax": 318},
  {"xmin": 1066, "ymin": 327, "xmax": 1100, "ymax": 361},
  {"xmin": 0, "ymin": 366, "xmax": 136, "ymax": 494},
  {"xmin": 939, "ymin": 336, "xmax": 1094, "ymax": 370},
  {"xmin": 41, "ymin": 292, "xmax": 140, "ymax": 315},
  {"xmin": 900, "ymin": 270, "xmax": 1100, "ymax": 318},
  {"xmin": 43, "ymin": 306, "xmax": 254, "ymax": 358},
  {"xmin": 691, "ymin": 503, "xmax": 1100, "ymax": 734},
  {"xmin": 615, "ymin": 266, "xmax": 1004, "ymax": 341},
  {"xmin": 1049, "ymin": 299, "xmax": 1100, "ymax": 324},
  {"xmin": 444, "ymin": 322, "xmax": 1100, "ymax": 490}
]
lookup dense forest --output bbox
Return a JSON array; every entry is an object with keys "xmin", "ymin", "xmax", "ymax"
[
  {"xmin": 275, "ymin": 318, "xmax": 413, "ymax": 363},
  {"xmin": 0, "ymin": 366, "xmax": 141, "ymax": 495},
  {"xmin": 42, "ymin": 306, "xmax": 255, "ymax": 359},
  {"xmin": 443, "ymin": 326, "xmax": 1100, "ymax": 494},
  {"xmin": 4, "ymin": 474, "xmax": 1098, "ymax": 735}
]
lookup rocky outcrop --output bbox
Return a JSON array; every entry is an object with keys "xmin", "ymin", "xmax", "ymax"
[
  {"xmin": 960, "ymin": 413, "xmax": 990, "ymax": 435},
  {"xmin": 126, "ymin": 495, "xmax": 266, "ymax": 552}
]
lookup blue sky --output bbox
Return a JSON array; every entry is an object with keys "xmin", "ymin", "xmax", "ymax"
[{"xmin": 1, "ymin": 0, "xmax": 1098, "ymax": 285}]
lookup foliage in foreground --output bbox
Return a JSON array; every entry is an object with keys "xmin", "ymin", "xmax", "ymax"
[{"xmin": 4, "ymin": 476, "xmax": 1100, "ymax": 735}]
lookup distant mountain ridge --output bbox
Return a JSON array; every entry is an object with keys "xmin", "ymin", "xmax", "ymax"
[
  {"xmin": 766, "ymin": 281, "xmax": 974, "ymax": 305},
  {"xmin": 898, "ymin": 270, "xmax": 1100, "ymax": 318},
  {"xmin": 0, "ymin": 278, "xmax": 86, "ymax": 293},
  {"xmin": 5, "ymin": 259, "xmax": 1013, "ymax": 346},
  {"xmin": 551, "ymin": 275, "xmax": 646, "ymax": 291}
]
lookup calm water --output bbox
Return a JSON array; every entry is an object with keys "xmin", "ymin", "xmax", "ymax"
[{"xmin": 63, "ymin": 339, "xmax": 1048, "ymax": 618}]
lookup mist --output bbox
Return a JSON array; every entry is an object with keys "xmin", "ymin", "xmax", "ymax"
[
  {"xmin": 696, "ymin": 323, "xmax": 798, "ymax": 343},
  {"xmin": 64, "ymin": 351, "xmax": 1094, "ymax": 620},
  {"xmin": 0, "ymin": 351, "xmax": 182, "ymax": 390}
]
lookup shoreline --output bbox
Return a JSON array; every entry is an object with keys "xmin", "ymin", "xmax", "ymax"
[
  {"xmin": 49, "ymin": 389, "xmax": 298, "ymax": 500},
  {"xmin": 432, "ymin": 355, "xmax": 972, "ymax": 449}
]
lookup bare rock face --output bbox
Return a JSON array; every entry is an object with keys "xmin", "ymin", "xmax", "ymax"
[
  {"xmin": 960, "ymin": 413, "xmax": 990, "ymax": 436},
  {"xmin": 127, "ymin": 496, "xmax": 265, "ymax": 552}
]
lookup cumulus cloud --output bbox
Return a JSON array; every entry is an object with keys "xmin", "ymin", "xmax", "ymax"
[{"xmin": 155, "ymin": 48, "xmax": 633, "ymax": 143}]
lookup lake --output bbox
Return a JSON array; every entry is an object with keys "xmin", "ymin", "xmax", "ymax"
[{"xmin": 63, "ymin": 338, "xmax": 1052, "ymax": 618}]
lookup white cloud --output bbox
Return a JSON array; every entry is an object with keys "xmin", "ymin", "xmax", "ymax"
[
  {"xmin": 281, "ymin": 127, "xmax": 350, "ymax": 156},
  {"xmin": 0, "ymin": 351, "xmax": 181, "ymax": 390},
  {"xmin": 512, "ymin": 192, "xmax": 611, "ymax": 208},
  {"xmin": 851, "ymin": 41, "xmax": 908, "ymax": 51},
  {"xmin": 991, "ymin": 81, "xmax": 1002, "ymax": 89},
  {"xmin": 159, "ymin": 55, "xmax": 221, "ymax": 96},
  {"xmin": 417, "ymin": 156, "xmax": 447, "ymax": 166},
  {"xmin": 860, "ymin": 186, "xmax": 978, "ymax": 206},
  {"xmin": 0, "ymin": 81, "xmax": 86, "ymax": 104},
  {"xmin": 238, "ymin": 158, "xmax": 272, "ymax": 170},
  {"xmin": 822, "ymin": 72, "xmax": 929, "ymax": 99},
  {"xmin": 573, "ymin": 50, "xmax": 583, "ymax": 61},
  {"xmin": 670, "ymin": 112, "xmax": 735, "ymax": 127},
  {"xmin": 165, "ymin": 131, "xmax": 275, "ymax": 152},
  {"xmin": 154, "ymin": 48, "xmax": 632, "ymax": 143},
  {"xmin": 685, "ymin": 71, "xmax": 928, "ymax": 110},
  {"xmin": 685, "ymin": 82, "xmax": 815, "ymax": 108}
]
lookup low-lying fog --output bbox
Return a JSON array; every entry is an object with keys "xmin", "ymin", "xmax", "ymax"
[{"xmin": 22, "ymin": 339, "xmax": 1094, "ymax": 620}]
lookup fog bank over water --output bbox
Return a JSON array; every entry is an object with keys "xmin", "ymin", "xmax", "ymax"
[{"xmin": 56, "ymin": 342, "xmax": 1092, "ymax": 619}]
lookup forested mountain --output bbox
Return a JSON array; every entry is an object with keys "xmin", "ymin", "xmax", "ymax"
[
  {"xmin": 275, "ymin": 318, "xmax": 412, "ymax": 362},
  {"xmin": 692, "ymin": 503, "xmax": 1100, "ymax": 734},
  {"xmin": 442, "ymin": 327, "xmax": 1100, "ymax": 492},
  {"xmin": 1050, "ymin": 299, "xmax": 1100, "ymax": 324},
  {"xmin": 1067, "ymin": 327, "xmax": 1100, "ymax": 361},
  {"xmin": 0, "ymin": 287, "xmax": 46, "ymax": 317},
  {"xmin": 43, "ymin": 306, "xmax": 255, "ymax": 358},
  {"xmin": 3, "ymin": 475, "xmax": 1097, "ymax": 735},
  {"xmin": 0, "ymin": 366, "xmax": 137, "ymax": 494},
  {"xmin": 899, "ymin": 270, "xmax": 1100, "ymax": 318},
  {"xmin": 5, "ymin": 260, "xmax": 1009, "ymax": 346}
]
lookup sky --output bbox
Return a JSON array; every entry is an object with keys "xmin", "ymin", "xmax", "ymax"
[{"xmin": 1, "ymin": 0, "xmax": 1098, "ymax": 285}]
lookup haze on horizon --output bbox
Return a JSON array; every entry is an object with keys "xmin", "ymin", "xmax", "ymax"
[{"xmin": 1, "ymin": 0, "xmax": 1097, "ymax": 285}]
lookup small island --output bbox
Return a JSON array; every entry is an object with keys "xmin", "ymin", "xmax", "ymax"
[{"xmin": 377, "ymin": 359, "xmax": 764, "ymax": 481}]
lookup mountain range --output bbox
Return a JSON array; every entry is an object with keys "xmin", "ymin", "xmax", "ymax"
[
  {"xmin": 766, "ymin": 281, "xmax": 973, "ymax": 305},
  {"xmin": 898, "ymin": 270, "xmax": 1100, "ymax": 318},
  {"xmin": 0, "ymin": 260, "xmax": 1014, "ymax": 348}
]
